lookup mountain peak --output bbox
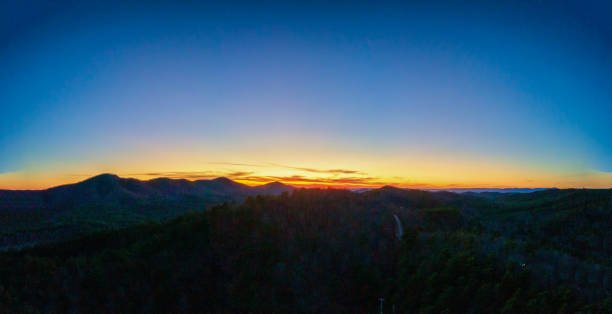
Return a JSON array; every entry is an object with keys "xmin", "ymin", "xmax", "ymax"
[
  {"xmin": 82, "ymin": 173, "xmax": 121, "ymax": 183},
  {"xmin": 211, "ymin": 177, "xmax": 235, "ymax": 184},
  {"xmin": 380, "ymin": 185, "xmax": 402, "ymax": 191},
  {"xmin": 200, "ymin": 177, "xmax": 249, "ymax": 190}
]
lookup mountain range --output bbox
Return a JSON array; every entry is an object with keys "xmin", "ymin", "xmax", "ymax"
[
  {"xmin": 0, "ymin": 174, "xmax": 610, "ymax": 311},
  {"xmin": 0, "ymin": 174, "xmax": 293, "ymax": 250},
  {"xmin": 0, "ymin": 173, "xmax": 293, "ymax": 210}
]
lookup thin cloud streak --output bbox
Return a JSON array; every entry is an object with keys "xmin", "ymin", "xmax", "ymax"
[
  {"xmin": 125, "ymin": 171, "xmax": 219, "ymax": 181},
  {"xmin": 236, "ymin": 175, "xmax": 398, "ymax": 188},
  {"xmin": 125, "ymin": 171, "xmax": 253, "ymax": 181},
  {"xmin": 124, "ymin": 170, "xmax": 382, "ymax": 187},
  {"xmin": 208, "ymin": 162, "xmax": 268, "ymax": 168},
  {"xmin": 209, "ymin": 161, "xmax": 366, "ymax": 176},
  {"xmin": 274, "ymin": 165, "xmax": 364, "ymax": 175}
]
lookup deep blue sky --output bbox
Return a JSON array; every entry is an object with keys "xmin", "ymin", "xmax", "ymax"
[{"xmin": 1, "ymin": 0, "xmax": 611, "ymax": 188}]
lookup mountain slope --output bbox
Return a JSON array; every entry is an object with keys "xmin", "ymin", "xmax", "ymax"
[
  {"xmin": 0, "ymin": 174, "xmax": 294, "ymax": 210},
  {"xmin": 0, "ymin": 174, "xmax": 294, "ymax": 250}
]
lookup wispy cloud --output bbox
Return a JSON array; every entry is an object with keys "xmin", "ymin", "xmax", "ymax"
[
  {"xmin": 127, "ymin": 171, "xmax": 220, "ymax": 180},
  {"xmin": 236, "ymin": 175, "xmax": 388, "ymax": 187},
  {"xmin": 227, "ymin": 171, "xmax": 254, "ymax": 177},
  {"xmin": 125, "ymin": 170, "xmax": 380, "ymax": 187},
  {"xmin": 276, "ymin": 165, "xmax": 364, "ymax": 175},
  {"xmin": 126, "ymin": 170, "xmax": 254, "ymax": 180},
  {"xmin": 209, "ymin": 161, "xmax": 365, "ymax": 176},
  {"xmin": 208, "ymin": 162, "xmax": 268, "ymax": 168}
]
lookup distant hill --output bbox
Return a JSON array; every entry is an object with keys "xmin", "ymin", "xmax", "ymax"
[
  {"xmin": 0, "ymin": 174, "xmax": 293, "ymax": 250},
  {"xmin": 352, "ymin": 187, "xmax": 552, "ymax": 194},
  {"xmin": 442, "ymin": 187, "xmax": 552, "ymax": 193}
]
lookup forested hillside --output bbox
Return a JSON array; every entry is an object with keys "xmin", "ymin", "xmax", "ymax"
[
  {"xmin": 0, "ymin": 188, "xmax": 609, "ymax": 312},
  {"xmin": 0, "ymin": 174, "xmax": 292, "ymax": 251}
]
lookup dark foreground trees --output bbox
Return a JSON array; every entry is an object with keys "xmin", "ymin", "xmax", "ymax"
[{"xmin": 0, "ymin": 189, "xmax": 609, "ymax": 313}]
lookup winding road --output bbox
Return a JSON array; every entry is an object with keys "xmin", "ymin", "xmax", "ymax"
[{"xmin": 393, "ymin": 214, "xmax": 403, "ymax": 240}]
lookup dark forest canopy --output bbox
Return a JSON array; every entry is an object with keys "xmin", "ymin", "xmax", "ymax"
[{"xmin": 0, "ymin": 185, "xmax": 610, "ymax": 312}]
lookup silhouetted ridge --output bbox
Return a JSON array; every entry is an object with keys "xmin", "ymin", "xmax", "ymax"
[
  {"xmin": 210, "ymin": 177, "xmax": 236, "ymax": 184},
  {"xmin": 253, "ymin": 181, "xmax": 294, "ymax": 195},
  {"xmin": 81, "ymin": 173, "xmax": 121, "ymax": 184},
  {"xmin": 380, "ymin": 185, "xmax": 402, "ymax": 191},
  {"xmin": 208, "ymin": 177, "xmax": 247, "ymax": 188},
  {"xmin": 0, "ymin": 174, "xmax": 295, "ymax": 220}
]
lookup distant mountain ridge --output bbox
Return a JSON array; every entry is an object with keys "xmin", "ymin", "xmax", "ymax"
[
  {"xmin": 0, "ymin": 174, "xmax": 294, "ymax": 250},
  {"xmin": 436, "ymin": 187, "xmax": 552, "ymax": 193},
  {"xmin": 352, "ymin": 187, "xmax": 553, "ymax": 194},
  {"xmin": 0, "ymin": 175, "xmax": 607, "ymax": 251},
  {"xmin": 0, "ymin": 173, "xmax": 293, "ymax": 209}
]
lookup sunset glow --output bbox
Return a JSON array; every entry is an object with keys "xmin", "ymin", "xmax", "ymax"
[{"xmin": 1, "ymin": 1, "xmax": 610, "ymax": 190}]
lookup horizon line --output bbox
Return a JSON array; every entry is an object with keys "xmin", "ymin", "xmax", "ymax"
[{"xmin": 0, "ymin": 173, "xmax": 582, "ymax": 192}]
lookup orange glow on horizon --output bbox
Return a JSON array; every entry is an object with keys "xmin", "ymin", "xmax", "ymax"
[
  {"xmin": 1, "ymin": 154, "xmax": 610, "ymax": 190},
  {"xmin": 1, "ymin": 168, "xmax": 611, "ymax": 191}
]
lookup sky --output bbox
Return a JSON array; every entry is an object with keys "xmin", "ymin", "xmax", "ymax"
[{"xmin": 1, "ymin": 0, "xmax": 611, "ymax": 189}]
